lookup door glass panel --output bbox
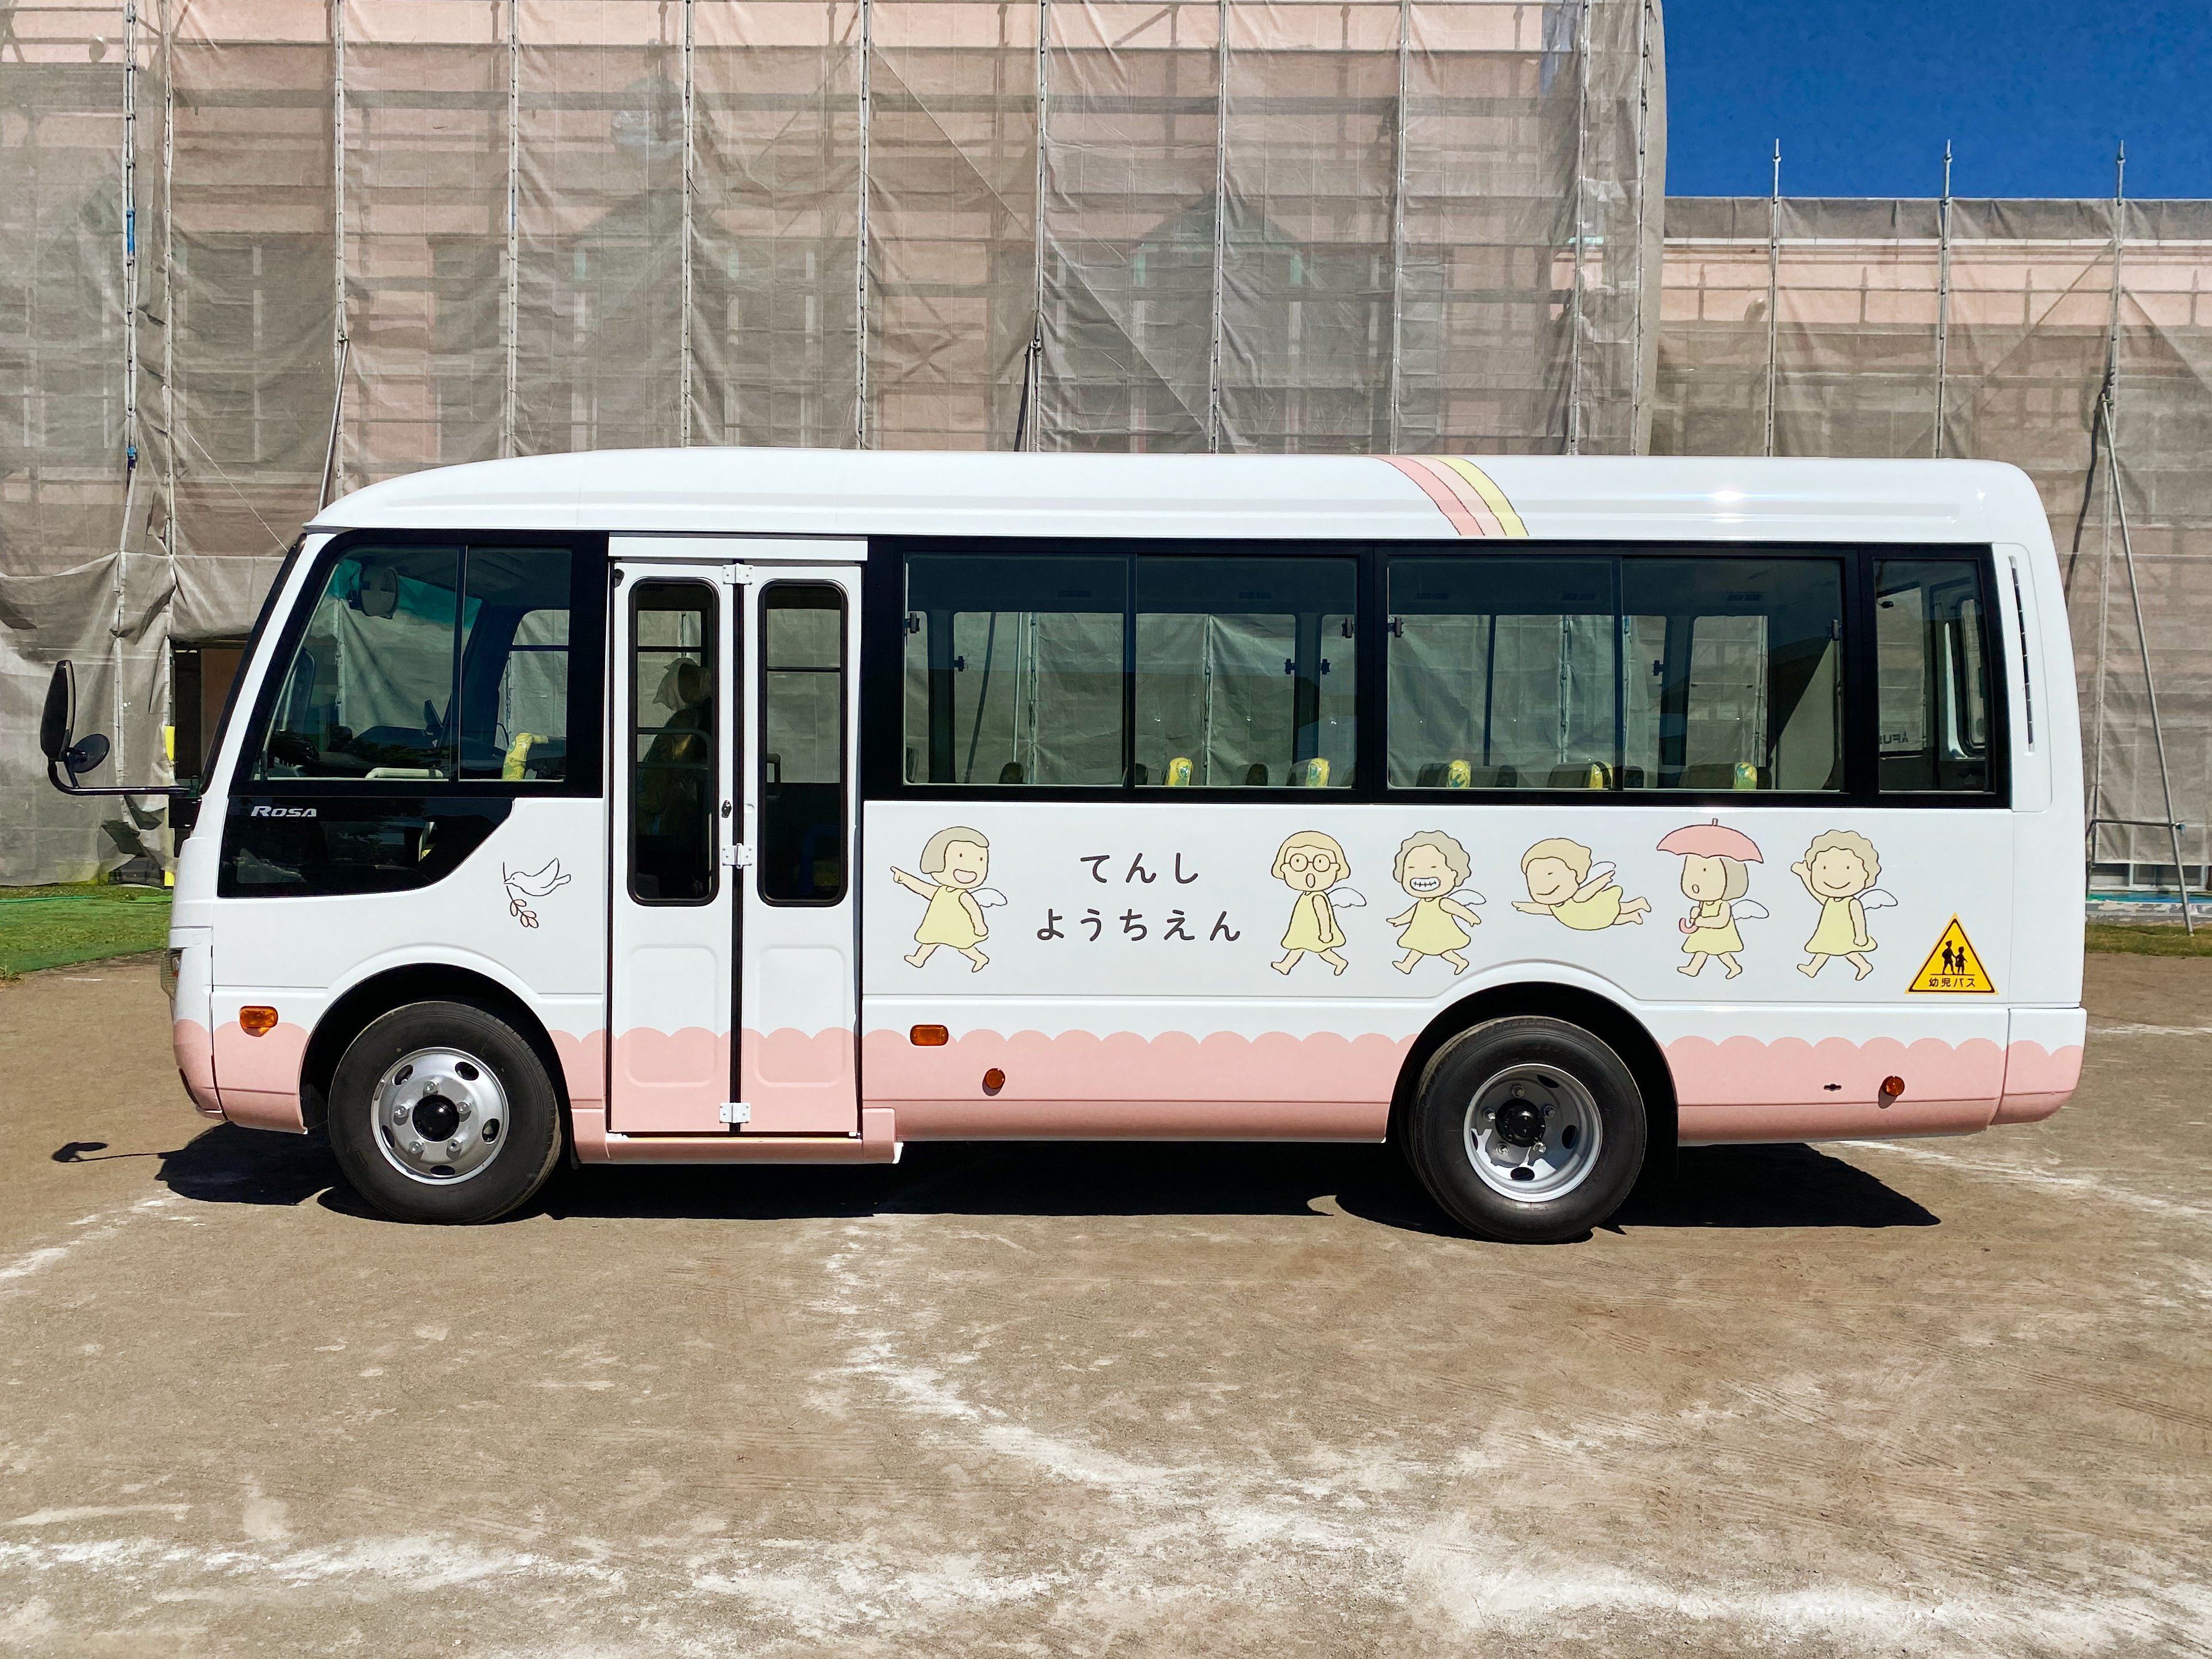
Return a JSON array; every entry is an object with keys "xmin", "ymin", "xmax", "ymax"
[
  {"xmin": 1876, "ymin": 559, "xmax": 1992, "ymax": 791},
  {"xmin": 252, "ymin": 545, "xmax": 463, "ymax": 780},
  {"xmin": 458, "ymin": 548, "xmax": 574, "ymax": 781},
  {"xmin": 630, "ymin": 582, "xmax": 718, "ymax": 903},
  {"xmin": 761, "ymin": 583, "xmax": 846, "ymax": 903},
  {"xmin": 902, "ymin": 554, "xmax": 1126, "ymax": 784}
]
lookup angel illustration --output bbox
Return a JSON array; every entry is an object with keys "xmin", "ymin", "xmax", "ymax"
[
  {"xmin": 1513, "ymin": 837, "xmax": 1650, "ymax": 930},
  {"xmin": 1386, "ymin": 831, "xmax": 1485, "ymax": 975},
  {"xmin": 1657, "ymin": 820, "xmax": 1768, "ymax": 980},
  {"xmin": 1791, "ymin": 829, "xmax": 1895, "ymax": 980},
  {"xmin": 891, "ymin": 826, "xmax": 1006, "ymax": 971},
  {"xmin": 1271, "ymin": 830, "xmax": 1364, "ymax": 976},
  {"xmin": 502, "ymin": 858, "xmax": 571, "ymax": 930}
]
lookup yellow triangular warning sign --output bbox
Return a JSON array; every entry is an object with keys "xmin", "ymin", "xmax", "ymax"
[{"xmin": 1907, "ymin": 916, "xmax": 1997, "ymax": 994}]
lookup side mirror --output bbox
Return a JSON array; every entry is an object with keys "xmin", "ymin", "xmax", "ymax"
[
  {"xmin": 40, "ymin": 661, "xmax": 114, "ymax": 783},
  {"xmin": 39, "ymin": 660, "xmax": 74, "ymax": 761}
]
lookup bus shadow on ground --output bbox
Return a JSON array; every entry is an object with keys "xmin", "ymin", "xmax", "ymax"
[{"xmin": 151, "ymin": 1127, "xmax": 1937, "ymax": 1235}]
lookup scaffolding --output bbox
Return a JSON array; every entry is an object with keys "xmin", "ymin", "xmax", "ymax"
[
  {"xmin": 0, "ymin": 0, "xmax": 1663, "ymax": 883},
  {"xmin": 1657, "ymin": 190, "xmax": 2212, "ymax": 914}
]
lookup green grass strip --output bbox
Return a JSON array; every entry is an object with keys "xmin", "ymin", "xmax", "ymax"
[{"xmin": 0, "ymin": 888, "xmax": 173, "ymax": 976}]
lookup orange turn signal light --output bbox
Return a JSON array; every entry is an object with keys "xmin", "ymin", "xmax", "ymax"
[
  {"xmin": 910, "ymin": 1024, "xmax": 948, "ymax": 1047},
  {"xmin": 1879, "ymin": 1075, "xmax": 1905, "ymax": 1100},
  {"xmin": 982, "ymin": 1068, "xmax": 1006, "ymax": 1095},
  {"xmin": 240, "ymin": 1006, "xmax": 279, "ymax": 1038}
]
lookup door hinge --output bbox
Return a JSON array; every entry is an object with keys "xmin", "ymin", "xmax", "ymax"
[
  {"xmin": 720, "ymin": 1101, "xmax": 751, "ymax": 1126},
  {"xmin": 722, "ymin": 842, "xmax": 754, "ymax": 868}
]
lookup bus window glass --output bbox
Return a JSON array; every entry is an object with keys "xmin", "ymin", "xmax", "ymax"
[
  {"xmin": 1876, "ymin": 559, "xmax": 1991, "ymax": 791},
  {"xmin": 252, "ymin": 545, "xmax": 464, "ymax": 780},
  {"xmin": 1620, "ymin": 557, "xmax": 1844, "ymax": 791},
  {"xmin": 1386, "ymin": 559, "xmax": 1615, "ymax": 788},
  {"xmin": 761, "ymin": 583, "xmax": 845, "ymax": 902},
  {"xmin": 1135, "ymin": 556, "xmax": 1356, "ymax": 787},
  {"xmin": 630, "ymin": 583, "xmax": 717, "ymax": 903},
  {"xmin": 458, "ymin": 548, "xmax": 572, "ymax": 781},
  {"xmin": 903, "ymin": 555, "xmax": 1125, "ymax": 785}
]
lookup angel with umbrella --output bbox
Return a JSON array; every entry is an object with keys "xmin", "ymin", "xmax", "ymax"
[{"xmin": 1656, "ymin": 820, "xmax": 1768, "ymax": 980}]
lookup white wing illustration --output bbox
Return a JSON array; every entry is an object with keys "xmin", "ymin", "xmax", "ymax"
[
  {"xmin": 972, "ymin": 887, "xmax": 1009, "ymax": 908},
  {"xmin": 1586, "ymin": 861, "xmax": 1617, "ymax": 885},
  {"xmin": 1731, "ymin": 899, "xmax": 1769, "ymax": 921},
  {"xmin": 1329, "ymin": 887, "xmax": 1368, "ymax": 909},
  {"xmin": 1859, "ymin": 888, "xmax": 1898, "ymax": 911},
  {"xmin": 504, "ymin": 859, "xmax": 572, "ymax": 899},
  {"xmin": 1451, "ymin": 886, "xmax": 1487, "ymax": 906}
]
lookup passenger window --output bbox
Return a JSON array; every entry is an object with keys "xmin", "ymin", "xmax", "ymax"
[
  {"xmin": 902, "ymin": 554, "xmax": 1126, "ymax": 785},
  {"xmin": 1876, "ymin": 559, "xmax": 1992, "ymax": 791},
  {"xmin": 458, "ymin": 548, "xmax": 573, "ymax": 781},
  {"xmin": 1620, "ymin": 557, "xmax": 1844, "ymax": 791},
  {"xmin": 1387, "ymin": 559, "xmax": 1615, "ymax": 788},
  {"xmin": 253, "ymin": 545, "xmax": 464, "ymax": 780},
  {"xmin": 629, "ymin": 583, "xmax": 718, "ymax": 903},
  {"xmin": 1136, "ymin": 556, "xmax": 1356, "ymax": 787},
  {"xmin": 760, "ymin": 584, "xmax": 846, "ymax": 903}
]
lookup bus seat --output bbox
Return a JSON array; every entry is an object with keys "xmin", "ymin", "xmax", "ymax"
[
  {"xmin": 1245, "ymin": 763, "xmax": 1268, "ymax": 786},
  {"xmin": 998, "ymin": 761, "xmax": 1025, "ymax": 784},
  {"xmin": 1298, "ymin": 757, "xmax": 1330, "ymax": 788},
  {"xmin": 1547, "ymin": 762, "xmax": 1611, "ymax": 789},
  {"xmin": 1446, "ymin": 758, "xmax": 1472, "ymax": 788},
  {"xmin": 1165, "ymin": 756, "xmax": 1193, "ymax": 786}
]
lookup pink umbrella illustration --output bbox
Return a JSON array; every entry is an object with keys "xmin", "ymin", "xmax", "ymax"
[
  {"xmin": 1656, "ymin": 819, "xmax": 1763, "ymax": 862},
  {"xmin": 1657, "ymin": 821, "xmax": 1767, "ymax": 977}
]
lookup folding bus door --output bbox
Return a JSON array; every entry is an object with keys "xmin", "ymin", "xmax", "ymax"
[
  {"xmin": 608, "ymin": 559, "xmax": 741, "ymax": 1133},
  {"xmin": 736, "ymin": 565, "xmax": 863, "ymax": 1134}
]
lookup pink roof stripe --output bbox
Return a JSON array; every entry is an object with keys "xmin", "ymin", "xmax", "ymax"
[{"xmin": 1378, "ymin": 455, "xmax": 1505, "ymax": 537}]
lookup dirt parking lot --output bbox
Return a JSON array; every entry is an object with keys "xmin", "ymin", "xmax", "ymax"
[{"xmin": 1, "ymin": 956, "xmax": 2207, "ymax": 1657}]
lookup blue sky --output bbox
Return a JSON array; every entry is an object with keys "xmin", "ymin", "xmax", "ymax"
[{"xmin": 1664, "ymin": 1, "xmax": 2212, "ymax": 198}]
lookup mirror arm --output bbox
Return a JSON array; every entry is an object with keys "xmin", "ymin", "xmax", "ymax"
[{"xmin": 45, "ymin": 761, "xmax": 199, "ymax": 800}]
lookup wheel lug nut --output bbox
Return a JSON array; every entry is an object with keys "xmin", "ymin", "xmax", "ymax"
[
  {"xmin": 406, "ymin": 1140, "xmax": 423, "ymax": 1156},
  {"xmin": 447, "ymin": 1139, "xmax": 463, "ymax": 1156},
  {"xmin": 456, "ymin": 1100, "xmax": 472, "ymax": 1118}
]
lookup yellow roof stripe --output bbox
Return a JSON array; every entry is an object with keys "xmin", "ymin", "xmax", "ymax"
[{"xmin": 1432, "ymin": 457, "xmax": 1528, "ymax": 537}]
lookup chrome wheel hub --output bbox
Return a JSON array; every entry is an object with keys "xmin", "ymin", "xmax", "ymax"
[
  {"xmin": 371, "ymin": 1047, "xmax": 507, "ymax": 1187},
  {"xmin": 1463, "ymin": 1064, "xmax": 1602, "ymax": 1203}
]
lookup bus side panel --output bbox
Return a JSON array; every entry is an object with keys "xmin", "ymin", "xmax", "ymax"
[
  {"xmin": 206, "ymin": 798, "xmax": 607, "ymax": 1130},
  {"xmin": 860, "ymin": 800, "xmax": 2014, "ymax": 1144}
]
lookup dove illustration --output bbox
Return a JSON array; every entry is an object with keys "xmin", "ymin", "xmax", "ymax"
[{"xmin": 503, "ymin": 859, "xmax": 571, "ymax": 928}]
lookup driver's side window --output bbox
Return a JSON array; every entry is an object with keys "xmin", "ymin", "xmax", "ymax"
[
  {"xmin": 254, "ymin": 545, "xmax": 466, "ymax": 781},
  {"xmin": 251, "ymin": 542, "xmax": 576, "ymax": 784}
]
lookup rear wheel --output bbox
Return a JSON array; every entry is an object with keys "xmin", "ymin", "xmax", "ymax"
[
  {"xmin": 328, "ymin": 1000, "xmax": 563, "ymax": 1225},
  {"xmin": 1406, "ymin": 1017, "xmax": 1647, "ymax": 1244}
]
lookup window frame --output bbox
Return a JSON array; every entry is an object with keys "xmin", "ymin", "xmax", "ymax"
[
  {"xmin": 228, "ymin": 528, "xmax": 607, "ymax": 800},
  {"xmin": 626, "ymin": 576, "xmax": 722, "ymax": 909},
  {"xmin": 855, "ymin": 537, "xmax": 2011, "ymax": 810},
  {"xmin": 756, "ymin": 579, "xmax": 851, "ymax": 907}
]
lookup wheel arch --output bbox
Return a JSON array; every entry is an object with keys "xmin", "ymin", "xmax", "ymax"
[
  {"xmin": 1388, "ymin": 981, "xmax": 1677, "ymax": 1164},
  {"xmin": 301, "ymin": 964, "xmax": 571, "ymax": 1136}
]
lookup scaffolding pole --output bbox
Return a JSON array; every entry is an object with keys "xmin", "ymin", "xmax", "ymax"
[
  {"xmin": 2088, "ymin": 145, "xmax": 2123, "ymax": 841},
  {"xmin": 1628, "ymin": 0, "xmax": 1652, "ymax": 455},
  {"xmin": 679, "ymin": 0, "xmax": 695, "ymax": 445},
  {"xmin": 1386, "ymin": 0, "xmax": 1409, "ymax": 453},
  {"xmin": 322, "ymin": 0, "xmax": 348, "ymax": 508},
  {"xmin": 503, "ymin": 0, "xmax": 518, "ymax": 457},
  {"xmin": 160, "ymin": 0, "xmax": 175, "ymax": 553},
  {"xmin": 1763, "ymin": 140, "xmax": 1779, "ymax": 457},
  {"xmin": 114, "ymin": 0, "xmax": 141, "ymax": 781},
  {"xmin": 1022, "ymin": 0, "xmax": 1048, "ymax": 451},
  {"xmin": 1205, "ymin": 0, "xmax": 1229, "ymax": 453},
  {"xmin": 855, "ymin": 0, "xmax": 871, "ymax": 448},
  {"xmin": 1565, "ymin": 0, "xmax": 1590, "ymax": 455},
  {"xmin": 1933, "ymin": 140, "xmax": 1951, "ymax": 457}
]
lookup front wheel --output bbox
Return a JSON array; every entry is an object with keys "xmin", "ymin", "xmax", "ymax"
[
  {"xmin": 1406, "ymin": 1017, "xmax": 1647, "ymax": 1244},
  {"xmin": 328, "ymin": 1000, "xmax": 564, "ymax": 1225}
]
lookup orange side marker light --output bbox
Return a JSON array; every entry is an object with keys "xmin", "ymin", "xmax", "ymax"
[
  {"xmin": 910, "ymin": 1024, "xmax": 949, "ymax": 1047},
  {"xmin": 1879, "ymin": 1075, "xmax": 1905, "ymax": 1103},
  {"xmin": 240, "ymin": 1006, "xmax": 279, "ymax": 1038},
  {"xmin": 982, "ymin": 1068, "xmax": 1006, "ymax": 1096}
]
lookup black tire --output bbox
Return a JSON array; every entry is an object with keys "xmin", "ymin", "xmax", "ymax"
[
  {"xmin": 327, "ymin": 999, "xmax": 564, "ymax": 1225},
  {"xmin": 1405, "ymin": 1017, "xmax": 1647, "ymax": 1244}
]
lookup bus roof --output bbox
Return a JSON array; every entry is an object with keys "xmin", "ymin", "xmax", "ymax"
[{"xmin": 310, "ymin": 449, "xmax": 2044, "ymax": 548}]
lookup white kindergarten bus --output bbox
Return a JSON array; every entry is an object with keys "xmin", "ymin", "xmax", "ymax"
[{"xmin": 44, "ymin": 451, "xmax": 2087, "ymax": 1241}]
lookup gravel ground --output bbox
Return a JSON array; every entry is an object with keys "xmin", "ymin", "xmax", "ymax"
[{"xmin": 1, "ymin": 953, "xmax": 2207, "ymax": 1657}]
